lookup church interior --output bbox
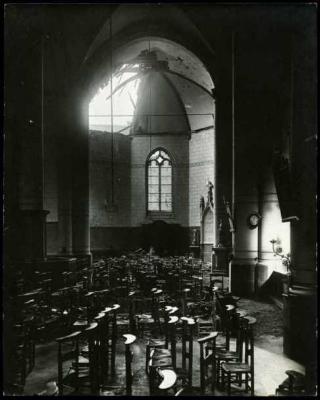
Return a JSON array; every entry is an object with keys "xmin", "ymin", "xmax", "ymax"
[{"xmin": 3, "ymin": 3, "xmax": 317, "ymax": 396}]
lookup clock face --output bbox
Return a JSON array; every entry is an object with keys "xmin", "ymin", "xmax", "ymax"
[
  {"xmin": 247, "ymin": 213, "xmax": 261, "ymax": 229},
  {"xmin": 250, "ymin": 215, "xmax": 259, "ymax": 225}
]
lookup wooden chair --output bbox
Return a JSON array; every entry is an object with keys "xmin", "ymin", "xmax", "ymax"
[
  {"xmin": 147, "ymin": 315, "xmax": 179, "ymax": 374},
  {"xmin": 135, "ymin": 311, "xmax": 154, "ymax": 338},
  {"xmin": 192, "ymin": 275, "xmax": 203, "ymax": 299},
  {"xmin": 123, "ymin": 334, "xmax": 137, "ymax": 395},
  {"xmin": 23, "ymin": 315, "xmax": 36, "ymax": 374},
  {"xmin": 56, "ymin": 330, "xmax": 81, "ymax": 395},
  {"xmin": 149, "ymin": 316, "xmax": 179, "ymax": 395},
  {"xmin": 197, "ymin": 287, "xmax": 220, "ymax": 338},
  {"xmin": 128, "ymin": 290, "xmax": 138, "ymax": 332},
  {"xmin": 149, "ymin": 312, "xmax": 193, "ymax": 394},
  {"xmin": 151, "ymin": 288, "xmax": 164, "ymax": 333},
  {"xmin": 73, "ymin": 322, "xmax": 100, "ymax": 394},
  {"xmin": 145, "ymin": 337, "xmax": 167, "ymax": 374},
  {"xmin": 176, "ymin": 316, "xmax": 195, "ymax": 388},
  {"xmin": 110, "ymin": 304, "xmax": 120, "ymax": 375},
  {"xmin": 197, "ymin": 316, "xmax": 214, "ymax": 338},
  {"xmin": 217, "ymin": 303, "xmax": 236, "ymax": 351},
  {"xmin": 198, "ymin": 331, "xmax": 219, "ymax": 394},
  {"xmin": 221, "ymin": 316, "xmax": 256, "ymax": 396},
  {"xmin": 94, "ymin": 311, "xmax": 108, "ymax": 386},
  {"xmin": 11, "ymin": 323, "xmax": 28, "ymax": 386},
  {"xmin": 146, "ymin": 306, "xmax": 178, "ymax": 374},
  {"xmin": 81, "ymin": 291, "xmax": 97, "ymax": 323},
  {"xmin": 215, "ymin": 311, "xmax": 245, "ymax": 385},
  {"xmin": 98, "ymin": 306, "xmax": 115, "ymax": 381},
  {"xmin": 164, "ymin": 306, "xmax": 179, "ymax": 347}
]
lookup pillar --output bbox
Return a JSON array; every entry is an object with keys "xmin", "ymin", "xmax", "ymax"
[
  {"xmin": 57, "ymin": 101, "xmax": 73, "ymax": 255},
  {"xmin": 231, "ymin": 190, "xmax": 258, "ymax": 296},
  {"xmin": 283, "ymin": 27, "xmax": 316, "ymax": 386},
  {"xmin": 71, "ymin": 95, "xmax": 92, "ymax": 263},
  {"xmin": 16, "ymin": 33, "xmax": 48, "ymax": 262},
  {"xmin": 225, "ymin": 31, "xmax": 258, "ymax": 296},
  {"xmin": 213, "ymin": 33, "xmax": 233, "ymax": 251}
]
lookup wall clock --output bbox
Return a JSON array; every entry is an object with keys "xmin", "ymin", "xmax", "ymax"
[{"xmin": 247, "ymin": 213, "xmax": 261, "ymax": 229}]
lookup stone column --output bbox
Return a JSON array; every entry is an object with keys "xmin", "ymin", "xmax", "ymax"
[
  {"xmin": 213, "ymin": 34, "xmax": 233, "ymax": 250},
  {"xmin": 228, "ymin": 32, "xmax": 258, "ymax": 296},
  {"xmin": 57, "ymin": 104, "xmax": 73, "ymax": 255},
  {"xmin": 284, "ymin": 30, "xmax": 316, "ymax": 390},
  {"xmin": 71, "ymin": 95, "xmax": 92, "ymax": 263},
  {"xmin": 16, "ymin": 34, "xmax": 48, "ymax": 262},
  {"xmin": 290, "ymin": 31, "xmax": 317, "ymax": 288},
  {"xmin": 231, "ymin": 189, "xmax": 258, "ymax": 296}
]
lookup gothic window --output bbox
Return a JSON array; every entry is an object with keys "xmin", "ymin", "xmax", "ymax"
[{"xmin": 147, "ymin": 149, "xmax": 172, "ymax": 212}]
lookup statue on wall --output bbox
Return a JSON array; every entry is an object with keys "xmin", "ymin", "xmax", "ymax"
[
  {"xmin": 206, "ymin": 180, "xmax": 214, "ymax": 207},
  {"xmin": 200, "ymin": 195, "xmax": 205, "ymax": 215},
  {"xmin": 223, "ymin": 196, "xmax": 235, "ymax": 232},
  {"xmin": 217, "ymin": 219, "xmax": 224, "ymax": 247}
]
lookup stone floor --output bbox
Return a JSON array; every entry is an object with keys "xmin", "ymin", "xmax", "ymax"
[{"xmin": 23, "ymin": 297, "xmax": 305, "ymax": 396}]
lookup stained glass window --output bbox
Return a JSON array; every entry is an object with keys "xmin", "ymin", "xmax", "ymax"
[{"xmin": 147, "ymin": 149, "xmax": 172, "ymax": 212}]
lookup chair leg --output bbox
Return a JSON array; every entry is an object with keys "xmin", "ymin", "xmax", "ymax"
[
  {"xmin": 251, "ymin": 372, "xmax": 254, "ymax": 396},
  {"xmin": 227, "ymin": 373, "xmax": 231, "ymax": 396},
  {"xmin": 238, "ymin": 372, "xmax": 242, "ymax": 386},
  {"xmin": 221, "ymin": 368, "xmax": 224, "ymax": 388},
  {"xmin": 111, "ymin": 337, "xmax": 116, "ymax": 375},
  {"xmin": 146, "ymin": 346, "xmax": 150, "ymax": 374},
  {"xmin": 216, "ymin": 360, "xmax": 221, "ymax": 384},
  {"xmin": 149, "ymin": 367, "xmax": 156, "ymax": 396},
  {"xmin": 212, "ymin": 358, "xmax": 215, "ymax": 393}
]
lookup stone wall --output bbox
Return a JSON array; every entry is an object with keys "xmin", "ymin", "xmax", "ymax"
[
  {"xmin": 189, "ymin": 129, "xmax": 214, "ymax": 227},
  {"xmin": 89, "ymin": 130, "xmax": 131, "ymax": 227},
  {"xmin": 130, "ymin": 134, "xmax": 189, "ymax": 227}
]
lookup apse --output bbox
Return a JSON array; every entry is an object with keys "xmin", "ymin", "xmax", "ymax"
[{"xmin": 88, "ymin": 37, "xmax": 216, "ymax": 255}]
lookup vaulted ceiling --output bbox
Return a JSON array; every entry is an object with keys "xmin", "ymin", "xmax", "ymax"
[
  {"xmin": 5, "ymin": 3, "xmax": 315, "ymax": 117},
  {"xmin": 88, "ymin": 37, "xmax": 215, "ymax": 134}
]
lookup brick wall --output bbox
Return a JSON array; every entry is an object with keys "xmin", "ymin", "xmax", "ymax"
[
  {"xmin": 89, "ymin": 130, "xmax": 131, "ymax": 227},
  {"xmin": 189, "ymin": 129, "xmax": 214, "ymax": 226},
  {"xmin": 131, "ymin": 135, "xmax": 189, "ymax": 227},
  {"xmin": 45, "ymin": 127, "xmax": 215, "ymax": 252}
]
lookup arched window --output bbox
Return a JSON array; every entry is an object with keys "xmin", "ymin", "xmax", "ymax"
[{"xmin": 147, "ymin": 149, "xmax": 172, "ymax": 212}]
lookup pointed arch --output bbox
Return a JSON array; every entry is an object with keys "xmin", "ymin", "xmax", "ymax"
[{"xmin": 147, "ymin": 148, "xmax": 172, "ymax": 212}]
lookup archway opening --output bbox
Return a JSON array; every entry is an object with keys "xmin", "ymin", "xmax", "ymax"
[{"xmin": 88, "ymin": 37, "xmax": 216, "ymax": 256}]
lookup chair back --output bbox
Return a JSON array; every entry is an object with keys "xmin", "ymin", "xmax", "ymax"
[
  {"xmin": 197, "ymin": 331, "xmax": 219, "ymax": 394},
  {"xmin": 123, "ymin": 334, "xmax": 137, "ymax": 395},
  {"xmin": 167, "ymin": 315, "xmax": 179, "ymax": 368},
  {"xmin": 56, "ymin": 330, "xmax": 81, "ymax": 395},
  {"xmin": 181, "ymin": 316, "xmax": 195, "ymax": 386},
  {"xmin": 241, "ymin": 316, "xmax": 256, "ymax": 370},
  {"xmin": 84, "ymin": 322, "xmax": 100, "ymax": 393}
]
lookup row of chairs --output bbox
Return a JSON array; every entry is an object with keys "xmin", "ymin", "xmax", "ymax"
[
  {"xmin": 5, "ymin": 253, "xmax": 243, "ymax": 396},
  {"xmin": 145, "ymin": 301, "xmax": 256, "ymax": 396},
  {"xmin": 56, "ymin": 303, "xmax": 137, "ymax": 395},
  {"xmin": 132, "ymin": 277, "xmax": 255, "ymax": 396}
]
